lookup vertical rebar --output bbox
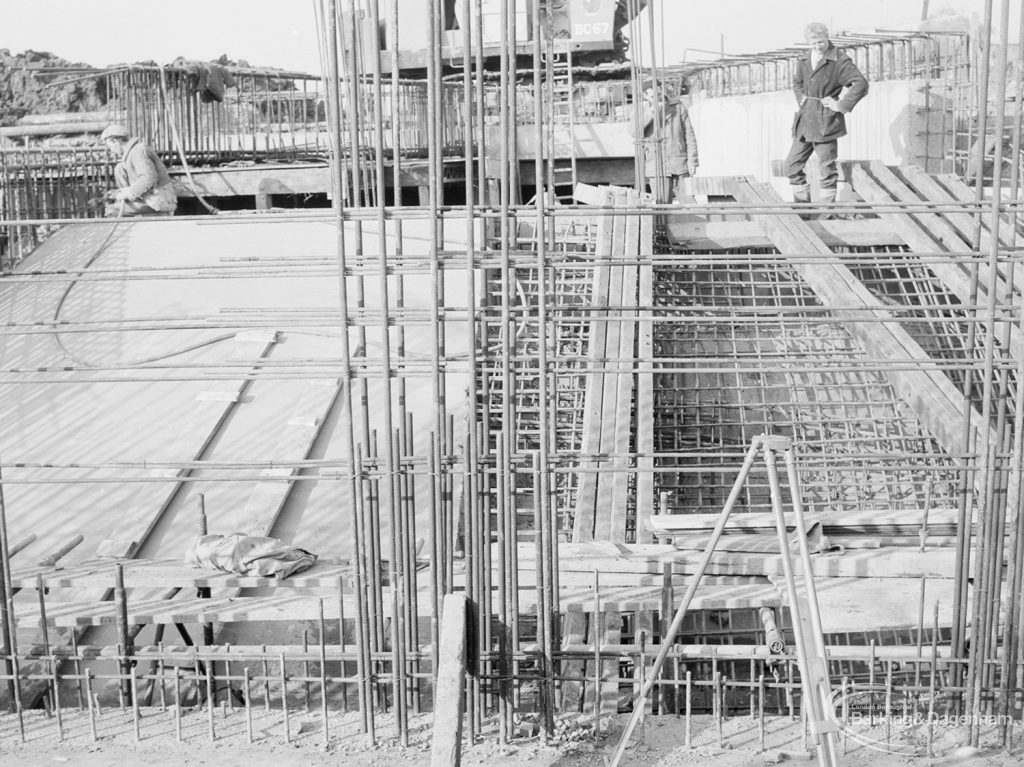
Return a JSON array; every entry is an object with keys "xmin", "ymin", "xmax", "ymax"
[
  {"xmin": 86, "ymin": 669, "xmax": 97, "ymax": 742},
  {"xmin": 130, "ymin": 663, "xmax": 140, "ymax": 742},
  {"xmin": 51, "ymin": 653, "xmax": 63, "ymax": 741},
  {"xmin": 326, "ymin": 0, "xmax": 374, "ymax": 739},
  {"xmin": 244, "ymin": 666, "xmax": 254, "ymax": 743},
  {"xmin": 280, "ymin": 652, "xmax": 290, "ymax": 744},
  {"xmin": 319, "ymin": 598, "xmax": 330, "ymax": 748},
  {"xmin": 952, "ymin": 0, "xmax": 995, "ymax": 701},
  {"xmin": 115, "ymin": 564, "xmax": 133, "ymax": 703},
  {"xmin": 207, "ymin": 653, "xmax": 216, "ymax": 741},
  {"xmin": 966, "ymin": 0, "xmax": 1009, "ymax": 734},
  {"xmin": 0, "ymin": 466, "xmax": 20, "ymax": 717},
  {"xmin": 174, "ymin": 668, "xmax": 183, "ymax": 741}
]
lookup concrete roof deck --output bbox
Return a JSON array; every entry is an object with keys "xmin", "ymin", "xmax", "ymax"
[{"xmin": 0, "ymin": 213, "xmax": 470, "ymax": 570}]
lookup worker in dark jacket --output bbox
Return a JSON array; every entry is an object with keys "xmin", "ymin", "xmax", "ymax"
[
  {"xmin": 783, "ymin": 23, "xmax": 868, "ymax": 210},
  {"xmin": 631, "ymin": 85, "xmax": 699, "ymax": 203},
  {"xmin": 101, "ymin": 125, "xmax": 177, "ymax": 217}
]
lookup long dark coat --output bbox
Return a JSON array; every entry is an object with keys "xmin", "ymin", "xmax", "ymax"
[
  {"xmin": 792, "ymin": 44, "xmax": 868, "ymax": 142},
  {"xmin": 634, "ymin": 101, "xmax": 699, "ymax": 177}
]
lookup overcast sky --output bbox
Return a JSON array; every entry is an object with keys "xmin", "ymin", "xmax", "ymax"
[{"xmin": 0, "ymin": 0, "xmax": 1004, "ymax": 74}]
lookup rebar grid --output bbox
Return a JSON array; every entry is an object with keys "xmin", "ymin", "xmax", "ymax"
[
  {"xmin": 651, "ymin": 253, "xmax": 961, "ymax": 516},
  {"xmin": 0, "ymin": 629, "xmax": 1015, "ymax": 748}
]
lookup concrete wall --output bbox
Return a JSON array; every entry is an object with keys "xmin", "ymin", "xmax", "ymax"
[
  {"xmin": 476, "ymin": 77, "xmax": 951, "ymax": 196},
  {"xmin": 689, "ymin": 79, "xmax": 946, "ymax": 198}
]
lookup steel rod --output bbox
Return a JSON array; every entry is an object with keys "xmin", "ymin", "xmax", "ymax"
[{"xmin": 609, "ymin": 437, "xmax": 762, "ymax": 765}]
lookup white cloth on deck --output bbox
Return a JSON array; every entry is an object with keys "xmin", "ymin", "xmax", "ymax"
[{"xmin": 185, "ymin": 533, "xmax": 317, "ymax": 580}]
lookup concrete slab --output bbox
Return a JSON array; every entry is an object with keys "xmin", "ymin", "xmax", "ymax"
[{"xmin": 0, "ymin": 214, "xmax": 470, "ymax": 568}]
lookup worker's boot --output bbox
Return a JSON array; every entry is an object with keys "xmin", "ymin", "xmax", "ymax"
[
  {"xmin": 818, "ymin": 187, "xmax": 837, "ymax": 220},
  {"xmin": 790, "ymin": 182, "xmax": 811, "ymax": 219}
]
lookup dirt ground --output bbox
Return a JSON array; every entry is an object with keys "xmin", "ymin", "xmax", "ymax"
[{"xmin": 0, "ymin": 706, "xmax": 1020, "ymax": 767}]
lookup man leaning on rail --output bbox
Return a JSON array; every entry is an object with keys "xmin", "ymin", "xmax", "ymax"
[
  {"xmin": 784, "ymin": 22, "xmax": 868, "ymax": 216},
  {"xmin": 100, "ymin": 125, "xmax": 178, "ymax": 217}
]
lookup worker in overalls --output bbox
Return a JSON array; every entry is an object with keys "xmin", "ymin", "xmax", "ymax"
[{"xmin": 100, "ymin": 125, "xmax": 178, "ymax": 217}]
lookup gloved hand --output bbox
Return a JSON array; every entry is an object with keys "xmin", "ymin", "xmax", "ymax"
[
  {"xmin": 821, "ymin": 96, "xmax": 842, "ymax": 113},
  {"xmin": 113, "ymin": 188, "xmax": 132, "ymax": 202}
]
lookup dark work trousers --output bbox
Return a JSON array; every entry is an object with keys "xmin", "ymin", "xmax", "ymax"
[{"xmin": 784, "ymin": 138, "xmax": 839, "ymax": 190}]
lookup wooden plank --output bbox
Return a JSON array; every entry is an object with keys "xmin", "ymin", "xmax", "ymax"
[
  {"xmin": 851, "ymin": 166, "xmax": 981, "ymax": 304},
  {"xmin": 554, "ymin": 548, "xmax": 964, "ymax": 582},
  {"xmin": 867, "ymin": 162, "xmax": 974, "ymax": 251},
  {"xmin": 542, "ymin": 550, "xmax": 963, "ymax": 579},
  {"xmin": 593, "ymin": 189, "xmax": 629, "ymax": 541},
  {"xmin": 10, "ymin": 559, "xmax": 351, "ymax": 590},
  {"xmin": 58, "ymin": 640, "xmax": 956, "ymax": 663},
  {"xmin": 666, "ymin": 219, "xmax": 905, "ymax": 250},
  {"xmin": 515, "ymin": 570, "xmax": 766, "ymax": 589},
  {"xmin": 430, "ymin": 593, "xmax": 467, "ymax": 767},
  {"xmin": 559, "ymin": 611, "xmax": 588, "ymax": 711},
  {"xmin": 562, "ymin": 584, "xmax": 785, "ymax": 614},
  {"xmin": 635, "ymin": 198, "xmax": 655, "ymax": 540},
  {"xmin": 934, "ymin": 173, "xmax": 1017, "ymax": 248},
  {"xmin": 632, "ymin": 609, "xmax": 654, "ymax": 716},
  {"xmin": 14, "ymin": 569, "xmax": 953, "ymax": 630},
  {"xmin": 599, "ymin": 608, "xmax": 621, "ymax": 722},
  {"xmin": 903, "ymin": 166, "xmax": 1024, "ymax": 303},
  {"xmin": 670, "ymin": 533, "xmax": 952, "ymax": 552},
  {"xmin": 858, "ymin": 164, "xmax": 1021, "ymax": 361},
  {"xmin": 730, "ymin": 177, "xmax": 990, "ymax": 465},
  {"xmin": 900, "ymin": 167, "xmax": 1002, "ymax": 251},
  {"xmin": 648, "ymin": 508, "xmax": 960, "ymax": 533},
  {"xmin": 572, "ymin": 188, "xmax": 615, "ymax": 542},
  {"xmin": 607, "ymin": 189, "xmax": 640, "ymax": 542}
]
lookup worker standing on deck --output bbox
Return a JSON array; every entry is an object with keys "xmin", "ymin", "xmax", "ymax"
[
  {"xmin": 784, "ymin": 22, "xmax": 868, "ymax": 213},
  {"xmin": 632, "ymin": 85, "xmax": 699, "ymax": 204},
  {"xmin": 100, "ymin": 125, "xmax": 178, "ymax": 217}
]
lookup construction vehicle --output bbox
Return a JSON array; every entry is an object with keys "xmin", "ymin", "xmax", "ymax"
[{"xmin": 362, "ymin": 0, "xmax": 649, "ymax": 74}]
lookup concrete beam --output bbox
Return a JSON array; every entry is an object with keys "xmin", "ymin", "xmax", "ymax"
[
  {"xmin": 0, "ymin": 121, "xmax": 108, "ymax": 137},
  {"xmin": 170, "ymin": 160, "xmax": 466, "ymax": 198},
  {"xmin": 430, "ymin": 593, "xmax": 468, "ymax": 767}
]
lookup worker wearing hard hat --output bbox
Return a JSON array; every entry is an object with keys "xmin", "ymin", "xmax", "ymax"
[
  {"xmin": 100, "ymin": 125, "xmax": 177, "ymax": 217},
  {"xmin": 784, "ymin": 22, "xmax": 868, "ymax": 213}
]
